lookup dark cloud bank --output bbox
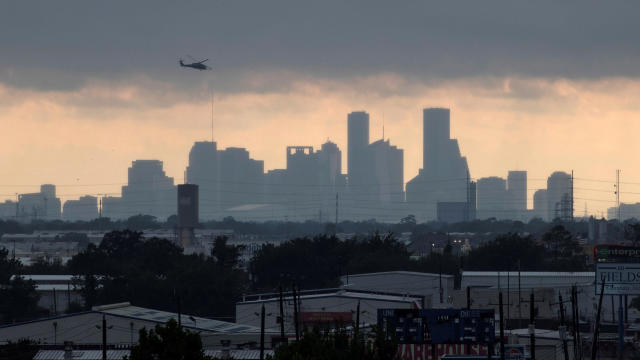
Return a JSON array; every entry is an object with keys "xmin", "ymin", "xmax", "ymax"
[{"xmin": 1, "ymin": 0, "xmax": 638, "ymax": 93}]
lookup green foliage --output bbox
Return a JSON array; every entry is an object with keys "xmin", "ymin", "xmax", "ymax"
[
  {"xmin": 0, "ymin": 276, "xmax": 43, "ymax": 323},
  {"xmin": 126, "ymin": 319, "xmax": 213, "ymax": 360},
  {"xmin": 23, "ymin": 256, "xmax": 65, "ymax": 275},
  {"xmin": 273, "ymin": 325, "xmax": 399, "ymax": 360},
  {"xmin": 541, "ymin": 225, "xmax": 587, "ymax": 271},
  {"xmin": 466, "ymin": 233, "xmax": 546, "ymax": 271},
  {"xmin": 211, "ymin": 236, "xmax": 245, "ymax": 270},
  {"xmin": 0, "ymin": 248, "xmax": 43, "ymax": 323},
  {"xmin": 0, "ymin": 248, "xmax": 21, "ymax": 283},
  {"xmin": 0, "ymin": 339, "xmax": 40, "ymax": 360},
  {"xmin": 465, "ymin": 227, "xmax": 588, "ymax": 271},
  {"xmin": 250, "ymin": 233, "xmax": 412, "ymax": 291},
  {"xmin": 68, "ymin": 230, "xmax": 248, "ymax": 318}
]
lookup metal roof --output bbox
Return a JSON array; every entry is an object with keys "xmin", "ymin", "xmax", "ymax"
[
  {"xmin": 343, "ymin": 271, "xmax": 454, "ymax": 279},
  {"xmin": 33, "ymin": 350, "xmax": 130, "ymax": 360},
  {"xmin": 462, "ymin": 271, "xmax": 594, "ymax": 277},
  {"xmin": 240, "ymin": 290, "xmax": 422, "ymax": 305},
  {"xmin": 10, "ymin": 274, "xmax": 74, "ymax": 282},
  {"xmin": 33, "ymin": 349, "xmax": 275, "ymax": 360},
  {"xmin": 94, "ymin": 303, "xmax": 262, "ymax": 334}
]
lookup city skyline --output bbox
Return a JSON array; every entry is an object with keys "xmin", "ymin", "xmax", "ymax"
[
  {"xmin": 0, "ymin": 107, "xmax": 622, "ymax": 222},
  {"xmin": 0, "ymin": 103, "xmax": 633, "ymax": 219},
  {"xmin": 2, "ymin": 1, "xmax": 640, "ymax": 216}
]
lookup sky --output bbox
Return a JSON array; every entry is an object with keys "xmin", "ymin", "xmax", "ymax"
[{"xmin": 1, "ymin": 0, "xmax": 640, "ymax": 216}]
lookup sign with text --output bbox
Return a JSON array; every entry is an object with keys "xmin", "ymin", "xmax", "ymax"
[
  {"xmin": 378, "ymin": 309, "xmax": 495, "ymax": 345},
  {"xmin": 596, "ymin": 262, "xmax": 640, "ymax": 295},
  {"xmin": 594, "ymin": 245, "xmax": 640, "ymax": 263}
]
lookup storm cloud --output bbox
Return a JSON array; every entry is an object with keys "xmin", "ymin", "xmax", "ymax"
[{"xmin": 1, "ymin": 0, "xmax": 639, "ymax": 93}]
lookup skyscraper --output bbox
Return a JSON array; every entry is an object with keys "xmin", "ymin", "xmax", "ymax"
[
  {"xmin": 533, "ymin": 189, "xmax": 548, "ymax": 220},
  {"xmin": 546, "ymin": 171, "xmax": 572, "ymax": 221},
  {"xmin": 367, "ymin": 139, "xmax": 404, "ymax": 204},
  {"xmin": 406, "ymin": 108, "xmax": 470, "ymax": 221},
  {"xmin": 63, "ymin": 195, "xmax": 98, "ymax": 221},
  {"xmin": 476, "ymin": 177, "xmax": 507, "ymax": 219},
  {"xmin": 218, "ymin": 147, "xmax": 264, "ymax": 210},
  {"xmin": 186, "ymin": 141, "xmax": 218, "ymax": 219},
  {"xmin": 347, "ymin": 111, "xmax": 369, "ymax": 187},
  {"xmin": 17, "ymin": 184, "xmax": 62, "ymax": 222},
  {"xmin": 120, "ymin": 160, "xmax": 176, "ymax": 220},
  {"xmin": 507, "ymin": 171, "xmax": 527, "ymax": 212}
]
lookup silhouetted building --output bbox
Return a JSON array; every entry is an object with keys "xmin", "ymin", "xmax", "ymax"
[
  {"xmin": 607, "ymin": 203, "xmax": 640, "ymax": 220},
  {"xmin": 507, "ymin": 171, "xmax": 527, "ymax": 212},
  {"xmin": 476, "ymin": 177, "xmax": 507, "ymax": 220},
  {"xmin": 18, "ymin": 184, "xmax": 62, "ymax": 222},
  {"xmin": 533, "ymin": 189, "xmax": 548, "ymax": 220},
  {"xmin": 366, "ymin": 139, "xmax": 404, "ymax": 204},
  {"xmin": 437, "ymin": 202, "xmax": 473, "ymax": 223},
  {"xmin": 0, "ymin": 200, "xmax": 17, "ymax": 220},
  {"xmin": 588, "ymin": 216, "xmax": 608, "ymax": 243},
  {"xmin": 63, "ymin": 195, "xmax": 98, "ymax": 221},
  {"xmin": 218, "ymin": 147, "xmax": 264, "ymax": 211},
  {"xmin": 186, "ymin": 141, "xmax": 218, "ymax": 219},
  {"xmin": 546, "ymin": 171, "xmax": 572, "ymax": 221},
  {"xmin": 347, "ymin": 111, "xmax": 370, "ymax": 188},
  {"xmin": 177, "ymin": 184, "xmax": 198, "ymax": 247},
  {"xmin": 106, "ymin": 160, "xmax": 177, "ymax": 220},
  {"xmin": 406, "ymin": 108, "xmax": 470, "ymax": 221}
]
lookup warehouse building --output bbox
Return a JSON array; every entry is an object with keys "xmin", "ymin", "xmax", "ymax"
[
  {"xmin": 236, "ymin": 288, "xmax": 424, "ymax": 335},
  {"xmin": 0, "ymin": 302, "xmax": 268, "ymax": 349},
  {"xmin": 340, "ymin": 271, "xmax": 455, "ymax": 308}
]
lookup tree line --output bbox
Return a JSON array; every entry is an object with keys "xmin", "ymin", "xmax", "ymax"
[{"xmin": 0, "ymin": 223, "xmax": 592, "ymax": 325}]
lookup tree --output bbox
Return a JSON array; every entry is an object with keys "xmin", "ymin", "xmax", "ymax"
[
  {"xmin": 625, "ymin": 222, "xmax": 640, "ymax": 246},
  {"xmin": 541, "ymin": 225, "xmax": 587, "ymax": 271},
  {"xmin": 126, "ymin": 319, "xmax": 213, "ymax": 360},
  {"xmin": 274, "ymin": 325, "xmax": 399, "ymax": 360},
  {"xmin": 69, "ymin": 230, "xmax": 249, "ymax": 318},
  {"xmin": 0, "ymin": 276, "xmax": 43, "ymax": 323},
  {"xmin": 466, "ymin": 233, "xmax": 546, "ymax": 271},
  {"xmin": 210, "ymin": 236, "xmax": 244, "ymax": 270}
]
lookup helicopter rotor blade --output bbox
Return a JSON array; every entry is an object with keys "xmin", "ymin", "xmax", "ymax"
[
  {"xmin": 199, "ymin": 59, "xmax": 209, "ymax": 64},
  {"xmin": 186, "ymin": 54, "xmax": 197, "ymax": 62}
]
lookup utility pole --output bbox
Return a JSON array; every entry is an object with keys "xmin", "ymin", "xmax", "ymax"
[
  {"xmin": 260, "ymin": 304, "xmax": 265, "ymax": 360},
  {"xmin": 618, "ymin": 295, "xmax": 624, "ymax": 360},
  {"xmin": 102, "ymin": 315, "xmax": 107, "ymax": 360},
  {"xmin": 175, "ymin": 292, "xmax": 182, "ymax": 327},
  {"xmin": 278, "ymin": 286, "xmax": 285, "ymax": 339},
  {"xmin": 529, "ymin": 292, "xmax": 536, "ymax": 360},
  {"xmin": 592, "ymin": 280, "xmax": 606, "ymax": 360},
  {"xmin": 507, "ymin": 267, "xmax": 510, "ymax": 329},
  {"xmin": 615, "ymin": 170, "xmax": 621, "ymax": 221},
  {"xmin": 439, "ymin": 259, "xmax": 443, "ymax": 304},
  {"xmin": 335, "ymin": 193, "xmax": 338, "ymax": 232},
  {"xmin": 559, "ymin": 294, "xmax": 569, "ymax": 360},
  {"xmin": 571, "ymin": 170, "xmax": 574, "ymax": 221},
  {"xmin": 518, "ymin": 260, "xmax": 521, "ymax": 328},
  {"xmin": 499, "ymin": 292, "xmax": 505, "ymax": 360},
  {"xmin": 355, "ymin": 300, "xmax": 361, "ymax": 339},
  {"xmin": 292, "ymin": 284, "xmax": 300, "ymax": 341},
  {"xmin": 571, "ymin": 287, "xmax": 578, "ymax": 360}
]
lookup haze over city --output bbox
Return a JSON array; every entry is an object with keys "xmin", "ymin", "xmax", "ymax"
[
  {"xmin": 2, "ymin": 1, "xmax": 640, "ymax": 217},
  {"xmin": 5, "ymin": 3, "xmax": 640, "ymax": 360}
]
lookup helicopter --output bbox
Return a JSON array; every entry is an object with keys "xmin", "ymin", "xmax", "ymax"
[{"xmin": 179, "ymin": 55, "xmax": 211, "ymax": 70}]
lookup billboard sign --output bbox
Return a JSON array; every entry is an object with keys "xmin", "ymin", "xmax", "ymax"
[
  {"xmin": 594, "ymin": 245, "xmax": 640, "ymax": 263},
  {"xmin": 595, "ymin": 262, "xmax": 640, "ymax": 295},
  {"xmin": 378, "ymin": 309, "xmax": 495, "ymax": 345}
]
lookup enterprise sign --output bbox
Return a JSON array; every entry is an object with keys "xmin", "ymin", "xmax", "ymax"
[{"xmin": 596, "ymin": 262, "xmax": 640, "ymax": 295}]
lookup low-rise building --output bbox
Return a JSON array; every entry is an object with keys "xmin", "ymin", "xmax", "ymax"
[
  {"xmin": 236, "ymin": 288, "xmax": 424, "ymax": 335},
  {"xmin": 340, "ymin": 271, "xmax": 455, "ymax": 308}
]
